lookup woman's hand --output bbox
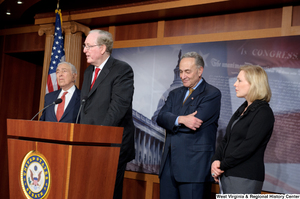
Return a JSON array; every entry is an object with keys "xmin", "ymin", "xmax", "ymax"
[{"xmin": 211, "ymin": 160, "xmax": 224, "ymax": 182}]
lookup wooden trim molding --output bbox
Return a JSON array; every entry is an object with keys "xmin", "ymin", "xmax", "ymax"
[
  {"xmin": 282, "ymin": 6, "xmax": 293, "ymax": 36},
  {"xmin": 113, "ymin": 28, "xmax": 284, "ymax": 49},
  {"xmin": 34, "ymin": 0, "xmax": 228, "ymax": 25},
  {"xmin": 0, "ymin": 25, "xmax": 40, "ymax": 36},
  {"xmin": 63, "ymin": 21, "xmax": 90, "ymax": 37},
  {"xmin": 124, "ymin": 171, "xmax": 159, "ymax": 199}
]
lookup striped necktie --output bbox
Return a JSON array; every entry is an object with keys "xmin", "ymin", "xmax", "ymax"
[{"xmin": 183, "ymin": 88, "xmax": 194, "ymax": 105}]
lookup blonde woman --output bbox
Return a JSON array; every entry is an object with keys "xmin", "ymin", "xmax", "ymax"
[{"xmin": 211, "ymin": 65, "xmax": 274, "ymax": 193}]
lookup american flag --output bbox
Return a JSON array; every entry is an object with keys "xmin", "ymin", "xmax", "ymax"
[{"xmin": 46, "ymin": 9, "xmax": 65, "ymax": 93}]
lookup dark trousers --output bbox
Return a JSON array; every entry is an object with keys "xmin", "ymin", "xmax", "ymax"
[
  {"xmin": 113, "ymin": 161, "xmax": 127, "ymax": 199},
  {"xmin": 160, "ymin": 152, "xmax": 212, "ymax": 199}
]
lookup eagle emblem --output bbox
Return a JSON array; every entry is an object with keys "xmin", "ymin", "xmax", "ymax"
[
  {"xmin": 29, "ymin": 165, "xmax": 43, "ymax": 190},
  {"xmin": 20, "ymin": 150, "xmax": 51, "ymax": 199}
]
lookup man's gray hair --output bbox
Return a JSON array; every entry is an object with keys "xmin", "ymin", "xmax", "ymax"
[
  {"xmin": 181, "ymin": 52, "xmax": 205, "ymax": 68},
  {"xmin": 58, "ymin": 61, "xmax": 77, "ymax": 74},
  {"xmin": 89, "ymin": 29, "xmax": 114, "ymax": 54}
]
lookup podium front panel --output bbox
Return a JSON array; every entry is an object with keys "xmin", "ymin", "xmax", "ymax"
[
  {"xmin": 68, "ymin": 145, "xmax": 120, "ymax": 198},
  {"xmin": 7, "ymin": 119, "xmax": 122, "ymax": 199}
]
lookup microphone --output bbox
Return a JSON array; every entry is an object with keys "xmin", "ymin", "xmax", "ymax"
[
  {"xmin": 75, "ymin": 96, "xmax": 87, "ymax": 124},
  {"xmin": 31, "ymin": 98, "xmax": 62, "ymax": 121}
]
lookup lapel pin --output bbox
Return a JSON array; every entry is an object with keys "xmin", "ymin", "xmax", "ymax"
[{"xmin": 191, "ymin": 97, "xmax": 194, "ymax": 100}]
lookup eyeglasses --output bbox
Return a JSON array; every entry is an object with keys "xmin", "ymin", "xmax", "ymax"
[{"xmin": 83, "ymin": 44, "xmax": 100, "ymax": 50}]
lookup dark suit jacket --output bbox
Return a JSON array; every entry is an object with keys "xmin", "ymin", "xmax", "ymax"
[
  {"xmin": 40, "ymin": 87, "xmax": 81, "ymax": 123},
  {"xmin": 211, "ymin": 100, "xmax": 274, "ymax": 181},
  {"xmin": 80, "ymin": 56, "xmax": 135, "ymax": 165},
  {"xmin": 157, "ymin": 78, "xmax": 221, "ymax": 183}
]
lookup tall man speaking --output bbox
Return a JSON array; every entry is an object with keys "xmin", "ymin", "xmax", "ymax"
[{"xmin": 80, "ymin": 29, "xmax": 135, "ymax": 199}]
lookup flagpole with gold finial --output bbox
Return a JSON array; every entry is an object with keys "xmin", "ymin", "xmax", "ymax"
[
  {"xmin": 55, "ymin": 0, "xmax": 62, "ymax": 27},
  {"xmin": 45, "ymin": 0, "xmax": 65, "ymax": 94}
]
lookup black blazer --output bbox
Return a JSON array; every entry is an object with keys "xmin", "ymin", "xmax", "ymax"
[
  {"xmin": 40, "ymin": 87, "xmax": 81, "ymax": 123},
  {"xmin": 211, "ymin": 100, "xmax": 275, "ymax": 181},
  {"xmin": 80, "ymin": 56, "xmax": 135, "ymax": 165},
  {"xmin": 157, "ymin": 79, "xmax": 221, "ymax": 183}
]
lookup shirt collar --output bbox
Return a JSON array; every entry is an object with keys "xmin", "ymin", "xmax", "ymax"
[
  {"xmin": 61, "ymin": 85, "xmax": 75, "ymax": 95},
  {"xmin": 95, "ymin": 56, "xmax": 110, "ymax": 70},
  {"xmin": 192, "ymin": 78, "xmax": 203, "ymax": 90}
]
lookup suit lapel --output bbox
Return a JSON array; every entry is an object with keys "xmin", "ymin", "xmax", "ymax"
[
  {"xmin": 51, "ymin": 90, "xmax": 61, "ymax": 121},
  {"xmin": 88, "ymin": 57, "xmax": 113, "ymax": 97},
  {"xmin": 180, "ymin": 79, "xmax": 206, "ymax": 113},
  {"xmin": 81, "ymin": 65, "xmax": 93, "ymax": 100},
  {"xmin": 61, "ymin": 87, "xmax": 80, "ymax": 120},
  {"xmin": 179, "ymin": 87, "xmax": 187, "ymax": 104},
  {"xmin": 176, "ymin": 87, "xmax": 188, "ymax": 115}
]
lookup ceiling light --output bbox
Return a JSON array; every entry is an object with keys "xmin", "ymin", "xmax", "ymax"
[
  {"xmin": 17, "ymin": 1, "xmax": 23, "ymax": 4},
  {"xmin": 6, "ymin": 10, "xmax": 11, "ymax": 15}
]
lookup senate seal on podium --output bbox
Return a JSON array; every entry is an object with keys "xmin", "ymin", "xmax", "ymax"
[{"xmin": 20, "ymin": 150, "xmax": 51, "ymax": 199}]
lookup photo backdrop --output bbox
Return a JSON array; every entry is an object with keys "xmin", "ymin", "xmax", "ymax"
[{"xmin": 113, "ymin": 35, "xmax": 300, "ymax": 194}]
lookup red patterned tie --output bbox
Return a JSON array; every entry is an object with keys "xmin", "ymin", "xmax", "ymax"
[
  {"xmin": 56, "ymin": 91, "xmax": 68, "ymax": 121},
  {"xmin": 90, "ymin": 68, "xmax": 101, "ymax": 90}
]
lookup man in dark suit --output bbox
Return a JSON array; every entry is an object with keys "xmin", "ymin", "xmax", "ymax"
[
  {"xmin": 156, "ymin": 52, "xmax": 221, "ymax": 199},
  {"xmin": 40, "ymin": 62, "xmax": 81, "ymax": 123},
  {"xmin": 80, "ymin": 29, "xmax": 134, "ymax": 199}
]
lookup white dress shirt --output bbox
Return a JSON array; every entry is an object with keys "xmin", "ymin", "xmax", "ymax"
[
  {"xmin": 90, "ymin": 56, "xmax": 110, "ymax": 84},
  {"xmin": 55, "ymin": 85, "xmax": 76, "ymax": 114}
]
